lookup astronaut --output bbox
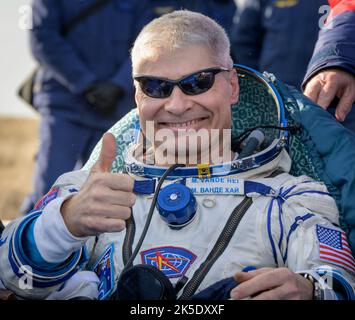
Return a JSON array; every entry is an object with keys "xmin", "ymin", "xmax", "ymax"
[{"xmin": 0, "ymin": 10, "xmax": 354, "ymax": 300}]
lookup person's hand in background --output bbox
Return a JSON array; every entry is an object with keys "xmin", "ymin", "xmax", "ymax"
[
  {"xmin": 304, "ymin": 68, "xmax": 355, "ymax": 122},
  {"xmin": 85, "ymin": 82, "xmax": 125, "ymax": 116}
]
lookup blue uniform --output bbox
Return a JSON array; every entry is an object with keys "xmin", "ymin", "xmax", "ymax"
[
  {"xmin": 22, "ymin": 0, "xmax": 237, "ymax": 215},
  {"xmin": 230, "ymin": 0, "xmax": 327, "ymax": 88},
  {"xmin": 31, "ymin": 0, "xmax": 148, "ymax": 128},
  {"xmin": 30, "ymin": 0, "xmax": 236, "ymax": 128},
  {"xmin": 303, "ymin": 5, "xmax": 355, "ymax": 132},
  {"xmin": 145, "ymin": 0, "xmax": 237, "ymax": 35},
  {"xmin": 22, "ymin": 0, "xmax": 152, "ymax": 214}
]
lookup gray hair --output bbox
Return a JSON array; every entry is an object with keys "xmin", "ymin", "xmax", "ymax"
[{"xmin": 131, "ymin": 10, "xmax": 233, "ymax": 73}]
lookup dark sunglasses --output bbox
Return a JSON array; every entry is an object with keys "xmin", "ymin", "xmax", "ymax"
[{"xmin": 134, "ymin": 67, "xmax": 230, "ymax": 99}]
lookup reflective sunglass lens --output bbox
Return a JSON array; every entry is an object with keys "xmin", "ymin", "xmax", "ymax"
[
  {"xmin": 136, "ymin": 68, "xmax": 227, "ymax": 98},
  {"xmin": 180, "ymin": 71, "xmax": 215, "ymax": 95},
  {"xmin": 140, "ymin": 79, "xmax": 173, "ymax": 98}
]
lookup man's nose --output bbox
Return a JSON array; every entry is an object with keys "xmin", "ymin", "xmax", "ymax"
[{"xmin": 164, "ymin": 86, "xmax": 193, "ymax": 114}]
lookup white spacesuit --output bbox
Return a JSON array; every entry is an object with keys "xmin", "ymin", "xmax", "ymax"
[{"xmin": 0, "ymin": 141, "xmax": 354, "ymax": 300}]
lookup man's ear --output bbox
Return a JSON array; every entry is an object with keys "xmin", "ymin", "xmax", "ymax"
[{"xmin": 230, "ymin": 68, "xmax": 239, "ymax": 105}]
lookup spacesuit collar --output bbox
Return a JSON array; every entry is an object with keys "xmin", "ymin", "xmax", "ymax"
[{"xmin": 124, "ymin": 139, "xmax": 291, "ymax": 181}]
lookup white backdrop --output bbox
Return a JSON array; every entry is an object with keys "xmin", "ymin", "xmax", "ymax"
[{"xmin": 0, "ymin": 0, "xmax": 37, "ymax": 118}]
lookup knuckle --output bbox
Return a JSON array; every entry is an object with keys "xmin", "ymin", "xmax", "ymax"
[
  {"xmin": 85, "ymin": 216, "xmax": 98, "ymax": 233},
  {"xmin": 86, "ymin": 200, "xmax": 99, "ymax": 214},
  {"xmin": 121, "ymin": 174, "xmax": 134, "ymax": 190},
  {"xmin": 230, "ymin": 288, "xmax": 240, "ymax": 298},
  {"xmin": 283, "ymin": 281, "xmax": 296, "ymax": 293},
  {"xmin": 120, "ymin": 206, "xmax": 131, "ymax": 219},
  {"xmin": 90, "ymin": 173, "xmax": 101, "ymax": 184},
  {"xmin": 284, "ymin": 268, "xmax": 294, "ymax": 277},
  {"xmin": 309, "ymin": 78, "xmax": 321, "ymax": 88},
  {"xmin": 105, "ymin": 220, "xmax": 126, "ymax": 233},
  {"xmin": 90, "ymin": 188, "xmax": 103, "ymax": 201},
  {"xmin": 320, "ymin": 89, "xmax": 333, "ymax": 99},
  {"xmin": 128, "ymin": 193, "xmax": 137, "ymax": 206},
  {"xmin": 286, "ymin": 284, "xmax": 301, "ymax": 299},
  {"xmin": 115, "ymin": 220, "xmax": 126, "ymax": 232},
  {"xmin": 327, "ymin": 72, "xmax": 338, "ymax": 81},
  {"xmin": 91, "ymin": 173, "xmax": 106, "ymax": 185},
  {"xmin": 277, "ymin": 267, "xmax": 292, "ymax": 278},
  {"xmin": 85, "ymin": 200, "xmax": 95, "ymax": 214},
  {"xmin": 278, "ymin": 284, "xmax": 292, "ymax": 299},
  {"xmin": 95, "ymin": 218, "xmax": 110, "ymax": 233}
]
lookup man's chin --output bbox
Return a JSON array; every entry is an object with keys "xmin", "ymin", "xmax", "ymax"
[
  {"xmin": 153, "ymin": 134, "xmax": 231, "ymax": 166},
  {"xmin": 153, "ymin": 138, "xmax": 200, "ymax": 166}
]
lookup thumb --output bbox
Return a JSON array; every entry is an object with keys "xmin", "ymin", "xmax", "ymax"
[{"xmin": 91, "ymin": 132, "xmax": 116, "ymax": 173}]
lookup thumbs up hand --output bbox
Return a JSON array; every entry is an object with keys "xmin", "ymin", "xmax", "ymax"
[{"xmin": 61, "ymin": 133, "xmax": 136, "ymax": 237}]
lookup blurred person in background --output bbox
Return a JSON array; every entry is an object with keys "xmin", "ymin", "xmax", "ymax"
[
  {"xmin": 303, "ymin": 0, "xmax": 355, "ymax": 132},
  {"xmin": 22, "ymin": 0, "xmax": 237, "ymax": 215},
  {"xmin": 21, "ymin": 0, "xmax": 151, "ymax": 215},
  {"xmin": 230, "ymin": 0, "xmax": 327, "ymax": 89},
  {"xmin": 146, "ymin": 0, "xmax": 237, "ymax": 35}
]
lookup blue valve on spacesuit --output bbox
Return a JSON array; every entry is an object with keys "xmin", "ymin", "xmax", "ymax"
[{"xmin": 157, "ymin": 183, "xmax": 197, "ymax": 229}]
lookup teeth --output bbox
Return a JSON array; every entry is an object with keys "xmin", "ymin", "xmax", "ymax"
[{"xmin": 166, "ymin": 119, "xmax": 202, "ymax": 128}]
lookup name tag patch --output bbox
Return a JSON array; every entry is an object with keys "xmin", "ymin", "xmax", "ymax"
[{"xmin": 186, "ymin": 177, "xmax": 244, "ymax": 195}]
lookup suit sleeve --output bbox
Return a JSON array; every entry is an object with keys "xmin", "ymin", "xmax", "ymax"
[
  {"xmin": 0, "ymin": 170, "xmax": 96, "ymax": 299},
  {"xmin": 302, "ymin": 1, "xmax": 355, "ymax": 88},
  {"xmin": 261, "ymin": 176, "xmax": 355, "ymax": 299}
]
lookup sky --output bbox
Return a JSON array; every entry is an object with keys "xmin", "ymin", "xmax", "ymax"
[{"xmin": 0, "ymin": 1, "xmax": 37, "ymax": 118}]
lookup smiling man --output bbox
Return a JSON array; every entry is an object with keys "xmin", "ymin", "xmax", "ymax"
[
  {"xmin": 0, "ymin": 10, "xmax": 354, "ymax": 300},
  {"xmin": 133, "ymin": 36, "xmax": 238, "ymax": 166}
]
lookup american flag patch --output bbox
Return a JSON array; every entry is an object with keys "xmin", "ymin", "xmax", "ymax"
[{"xmin": 316, "ymin": 224, "xmax": 355, "ymax": 273}]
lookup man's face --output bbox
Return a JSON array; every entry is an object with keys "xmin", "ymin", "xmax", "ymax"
[{"xmin": 134, "ymin": 44, "xmax": 239, "ymax": 165}]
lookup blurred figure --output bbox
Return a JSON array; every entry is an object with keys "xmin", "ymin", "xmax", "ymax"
[
  {"xmin": 303, "ymin": 0, "xmax": 355, "ymax": 132},
  {"xmin": 146, "ymin": 0, "xmax": 237, "ymax": 35},
  {"xmin": 22, "ymin": 0, "xmax": 237, "ymax": 215},
  {"xmin": 231, "ymin": 0, "xmax": 327, "ymax": 88},
  {"xmin": 21, "ymin": 0, "xmax": 152, "ymax": 214}
]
